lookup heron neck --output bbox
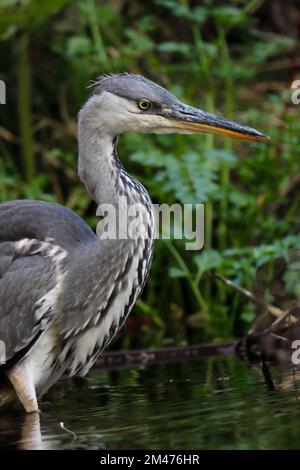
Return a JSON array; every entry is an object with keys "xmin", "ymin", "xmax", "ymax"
[
  {"xmin": 78, "ymin": 128, "xmax": 155, "ymax": 241},
  {"xmin": 62, "ymin": 122, "xmax": 156, "ymax": 363},
  {"xmin": 79, "ymin": 130, "xmax": 143, "ymax": 202},
  {"xmin": 78, "ymin": 131, "xmax": 120, "ymax": 206}
]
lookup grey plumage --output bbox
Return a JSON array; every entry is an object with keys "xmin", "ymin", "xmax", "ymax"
[
  {"xmin": 93, "ymin": 73, "xmax": 177, "ymax": 107},
  {"xmin": 0, "ymin": 76, "xmax": 158, "ymax": 406},
  {"xmin": 0, "ymin": 201, "xmax": 94, "ymax": 365},
  {"xmin": 0, "ymin": 74, "xmax": 268, "ymax": 412}
]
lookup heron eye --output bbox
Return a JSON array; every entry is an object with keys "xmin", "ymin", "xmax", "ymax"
[{"xmin": 138, "ymin": 99, "xmax": 152, "ymax": 111}]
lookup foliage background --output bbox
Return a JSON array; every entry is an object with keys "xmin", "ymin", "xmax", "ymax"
[{"xmin": 0, "ymin": 0, "xmax": 299, "ymax": 349}]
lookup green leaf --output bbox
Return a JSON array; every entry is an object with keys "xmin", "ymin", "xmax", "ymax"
[
  {"xmin": 67, "ymin": 36, "xmax": 91, "ymax": 56},
  {"xmin": 169, "ymin": 267, "xmax": 187, "ymax": 278},
  {"xmin": 158, "ymin": 42, "xmax": 191, "ymax": 55},
  {"xmin": 194, "ymin": 250, "xmax": 223, "ymax": 273},
  {"xmin": 241, "ymin": 310, "xmax": 256, "ymax": 323}
]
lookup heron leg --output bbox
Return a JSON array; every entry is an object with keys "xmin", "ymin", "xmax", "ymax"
[{"xmin": 6, "ymin": 363, "xmax": 39, "ymax": 413}]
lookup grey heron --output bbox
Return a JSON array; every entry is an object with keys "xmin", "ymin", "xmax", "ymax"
[{"xmin": 0, "ymin": 73, "xmax": 268, "ymax": 413}]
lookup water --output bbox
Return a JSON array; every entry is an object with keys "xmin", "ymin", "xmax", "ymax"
[{"xmin": 1, "ymin": 357, "xmax": 300, "ymax": 450}]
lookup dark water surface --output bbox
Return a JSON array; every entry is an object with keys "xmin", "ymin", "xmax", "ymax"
[{"xmin": 1, "ymin": 357, "xmax": 300, "ymax": 450}]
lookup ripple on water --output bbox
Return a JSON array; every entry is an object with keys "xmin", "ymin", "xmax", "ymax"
[{"xmin": 1, "ymin": 358, "xmax": 300, "ymax": 449}]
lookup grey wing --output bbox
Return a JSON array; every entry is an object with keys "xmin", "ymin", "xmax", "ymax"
[
  {"xmin": 56, "ymin": 238, "xmax": 132, "ymax": 337},
  {"xmin": 0, "ymin": 199, "xmax": 96, "ymax": 370},
  {"xmin": 0, "ymin": 239, "xmax": 61, "ymax": 369},
  {"xmin": 54, "ymin": 237, "xmax": 139, "ymax": 376},
  {"xmin": 0, "ymin": 199, "xmax": 96, "ymax": 249}
]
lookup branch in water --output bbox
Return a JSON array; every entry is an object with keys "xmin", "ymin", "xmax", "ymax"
[{"xmin": 213, "ymin": 272, "xmax": 298, "ymax": 331}]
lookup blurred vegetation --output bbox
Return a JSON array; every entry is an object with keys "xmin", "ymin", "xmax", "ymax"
[{"xmin": 0, "ymin": 0, "xmax": 299, "ymax": 348}]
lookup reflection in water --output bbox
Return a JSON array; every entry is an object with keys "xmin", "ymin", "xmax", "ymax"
[
  {"xmin": 0, "ymin": 412, "xmax": 63, "ymax": 450},
  {"xmin": 0, "ymin": 412, "xmax": 41, "ymax": 449},
  {"xmin": 1, "ymin": 358, "xmax": 300, "ymax": 450},
  {"xmin": 18, "ymin": 413, "xmax": 42, "ymax": 450}
]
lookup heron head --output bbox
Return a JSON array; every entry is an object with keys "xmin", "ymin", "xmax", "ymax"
[{"xmin": 84, "ymin": 73, "xmax": 269, "ymax": 141}]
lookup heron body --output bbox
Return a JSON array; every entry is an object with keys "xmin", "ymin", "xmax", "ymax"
[{"xmin": 0, "ymin": 74, "xmax": 268, "ymax": 412}]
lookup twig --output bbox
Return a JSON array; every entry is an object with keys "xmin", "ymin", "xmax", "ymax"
[
  {"xmin": 214, "ymin": 273, "xmax": 298, "ymax": 334},
  {"xmin": 264, "ymin": 301, "xmax": 300, "ymax": 335},
  {"xmin": 60, "ymin": 422, "xmax": 77, "ymax": 441},
  {"xmin": 94, "ymin": 343, "xmax": 235, "ymax": 371},
  {"xmin": 0, "ymin": 126, "xmax": 19, "ymax": 142},
  {"xmin": 214, "ymin": 272, "xmax": 283, "ymax": 318},
  {"xmin": 269, "ymin": 332, "xmax": 288, "ymax": 342}
]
